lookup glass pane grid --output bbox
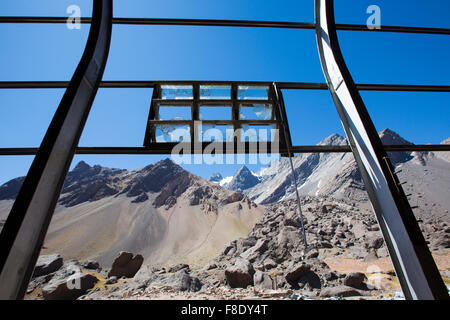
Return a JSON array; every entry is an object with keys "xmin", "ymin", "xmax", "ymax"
[
  {"xmin": 237, "ymin": 85, "xmax": 269, "ymax": 100},
  {"xmin": 155, "ymin": 124, "xmax": 191, "ymax": 142},
  {"xmin": 149, "ymin": 83, "xmax": 284, "ymax": 146},
  {"xmin": 199, "ymin": 105, "xmax": 232, "ymax": 120},
  {"xmin": 161, "ymin": 85, "xmax": 193, "ymax": 100},
  {"xmin": 157, "ymin": 104, "xmax": 192, "ymax": 120},
  {"xmin": 200, "ymin": 85, "xmax": 231, "ymax": 100},
  {"xmin": 239, "ymin": 103, "xmax": 273, "ymax": 120}
]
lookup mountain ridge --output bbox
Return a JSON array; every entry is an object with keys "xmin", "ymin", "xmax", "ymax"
[
  {"xmin": 0, "ymin": 158, "xmax": 264, "ymax": 267},
  {"xmin": 220, "ymin": 128, "xmax": 450, "ymax": 205}
]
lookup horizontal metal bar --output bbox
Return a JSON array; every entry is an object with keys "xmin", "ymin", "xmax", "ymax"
[
  {"xmin": 291, "ymin": 145, "xmax": 351, "ymax": 153},
  {"xmin": 0, "ymin": 16, "xmax": 92, "ymax": 24},
  {"xmin": 0, "ymin": 16, "xmax": 314, "ymax": 29},
  {"xmin": 1, "ymin": 81, "xmax": 450, "ymax": 92},
  {"xmin": 336, "ymin": 24, "xmax": 450, "ymax": 35},
  {"xmin": 1, "ymin": 16, "xmax": 449, "ymax": 35},
  {"xmin": 154, "ymin": 99, "xmax": 273, "ymax": 104},
  {"xmin": 0, "ymin": 81, "xmax": 156, "ymax": 89},
  {"xmin": 384, "ymin": 145, "xmax": 450, "ymax": 152},
  {"xmin": 0, "ymin": 144, "xmax": 448, "ymax": 156},
  {"xmin": 113, "ymin": 18, "xmax": 316, "ymax": 29},
  {"xmin": 356, "ymin": 84, "xmax": 450, "ymax": 92},
  {"xmin": 149, "ymin": 120, "xmax": 278, "ymax": 125},
  {"xmin": 0, "ymin": 81, "xmax": 315, "ymax": 89}
]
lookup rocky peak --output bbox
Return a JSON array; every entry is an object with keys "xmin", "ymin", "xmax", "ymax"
[
  {"xmin": 318, "ymin": 134, "xmax": 347, "ymax": 146},
  {"xmin": 379, "ymin": 128, "xmax": 413, "ymax": 146},
  {"xmin": 226, "ymin": 166, "xmax": 260, "ymax": 192},
  {"xmin": 378, "ymin": 128, "xmax": 414, "ymax": 166},
  {"xmin": 0, "ymin": 176, "xmax": 26, "ymax": 200},
  {"xmin": 209, "ymin": 173, "xmax": 223, "ymax": 183},
  {"xmin": 73, "ymin": 160, "xmax": 91, "ymax": 172}
]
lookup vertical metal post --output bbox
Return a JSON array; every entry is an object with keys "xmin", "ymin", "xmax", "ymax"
[
  {"xmin": 0, "ymin": 0, "xmax": 113, "ymax": 299},
  {"xmin": 315, "ymin": 0, "xmax": 448, "ymax": 299}
]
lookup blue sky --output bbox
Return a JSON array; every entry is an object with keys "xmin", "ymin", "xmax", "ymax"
[{"xmin": 0, "ymin": 0, "xmax": 449, "ymax": 184}]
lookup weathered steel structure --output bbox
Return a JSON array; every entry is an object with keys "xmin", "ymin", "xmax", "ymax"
[{"xmin": 0, "ymin": 0, "xmax": 448, "ymax": 299}]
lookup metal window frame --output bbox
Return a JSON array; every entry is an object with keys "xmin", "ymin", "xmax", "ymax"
[
  {"xmin": 0, "ymin": 0, "xmax": 448, "ymax": 300},
  {"xmin": 142, "ymin": 82, "xmax": 285, "ymax": 153}
]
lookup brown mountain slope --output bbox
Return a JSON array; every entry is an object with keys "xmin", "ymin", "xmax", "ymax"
[{"xmin": 0, "ymin": 159, "xmax": 264, "ymax": 268}]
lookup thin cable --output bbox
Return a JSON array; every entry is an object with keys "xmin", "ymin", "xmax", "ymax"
[{"xmin": 273, "ymin": 83, "xmax": 308, "ymax": 248}]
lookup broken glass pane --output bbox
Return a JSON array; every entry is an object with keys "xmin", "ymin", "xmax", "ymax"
[
  {"xmin": 161, "ymin": 85, "xmax": 193, "ymax": 100},
  {"xmin": 199, "ymin": 105, "xmax": 232, "ymax": 120},
  {"xmin": 199, "ymin": 124, "xmax": 234, "ymax": 142},
  {"xmin": 238, "ymin": 86, "xmax": 269, "ymax": 100},
  {"xmin": 158, "ymin": 105, "xmax": 191, "ymax": 120},
  {"xmin": 239, "ymin": 103, "xmax": 273, "ymax": 120},
  {"xmin": 155, "ymin": 124, "xmax": 191, "ymax": 142},
  {"xmin": 200, "ymin": 85, "xmax": 231, "ymax": 100},
  {"xmin": 241, "ymin": 124, "xmax": 277, "ymax": 142}
]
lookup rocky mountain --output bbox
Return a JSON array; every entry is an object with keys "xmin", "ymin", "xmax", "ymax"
[
  {"xmin": 208, "ymin": 173, "xmax": 223, "ymax": 183},
  {"xmin": 222, "ymin": 165, "xmax": 260, "ymax": 192},
  {"xmin": 242, "ymin": 133, "xmax": 366, "ymax": 204},
  {"xmin": 220, "ymin": 129, "xmax": 450, "ymax": 213},
  {"xmin": 0, "ymin": 159, "xmax": 264, "ymax": 267},
  {"xmin": 6, "ymin": 129, "xmax": 447, "ymax": 300}
]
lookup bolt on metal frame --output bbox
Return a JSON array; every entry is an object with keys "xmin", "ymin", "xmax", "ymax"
[{"xmin": 0, "ymin": 0, "xmax": 449, "ymax": 299}]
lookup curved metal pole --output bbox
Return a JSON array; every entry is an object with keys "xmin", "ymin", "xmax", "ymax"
[
  {"xmin": 0, "ymin": 0, "xmax": 113, "ymax": 299},
  {"xmin": 315, "ymin": 0, "xmax": 448, "ymax": 300}
]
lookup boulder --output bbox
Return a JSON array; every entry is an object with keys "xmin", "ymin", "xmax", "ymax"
[
  {"xmin": 33, "ymin": 254, "xmax": 63, "ymax": 278},
  {"xmin": 42, "ymin": 272, "xmax": 98, "ymax": 300},
  {"xmin": 285, "ymin": 262, "xmax": 311, "ymax": 284},
  {"xmin": 319, "ymin": 285, "xmax": 363, "ymax": 298},
  {"xmin": 225, "ymin": 258, "xmax": 255, "ymax": 288},
  {"xmin": 108, "ymin": 252, "xmax": 144, "ymax": 278},
  {"xmin": 149, "ymin": 269, "xmax": 202, "ymax": 292},
  {"xmin": 283, "ymin": 218, "xmax": 301, "ymax": 228},
  {"xmin": 324, "ymin": 271, "xmax": 338, "ymax": 282},
  {"xmin": 366, "ymin": 234, "xmax": 384, "ymax": 249},
  {"xmin": 83, "ymin": 260, "xmax": 100, "ymax": 270},
  {"xmin": 432, "ymin": 234, "xmax": 450, "ymax": 249},
  {"xmin": 305, "ymin": 249, "xmax": 319, "ymax": 260},
  {"xmin": 240, "ymin": 239, "xmax": 268, "ymax": 262},
  {"xmin": 285, "ymin": 263, "xmax": 321, "ymax": 290},
  {"xmin": 203, "ymin": 263, "xmax": 217, "ymax": 271},
  {"xmin": 168, "ymin": 263, "xmax": 190, "ymax": 273},
  {"xmin": 236, "ymin": 237, "xmax": 258, "ymax": 254},
  {"xmin": 343, "ymin": 272, "xmax": 367, "ymax": 289},
  {"xmin": 263, "ymin": 258, "xmax": 277, "ymax": 270},
  {"xmin": 277, "ymin": 226, "xmax": 301, "ymax": 249},
  {"xmin": 253, "ymin": 271, "xmax": 273, "ymax": 290},
  {"xmin": 105, "ymin": 276, "xmax": 118, "ymax": 285}
]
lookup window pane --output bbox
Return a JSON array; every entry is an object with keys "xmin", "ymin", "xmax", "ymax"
[
  {"xmin": 155, "ymin": 124, "xmax": 191, "ymax": 142},
  {"xmin": 161, "ymin": 85, "xmax": 193, "ymax": 100},
  {"xmin": 239, "ymin": 103, "xmax": 273, "ymax": 120},
  {"xmin": 199, "ymin": 105, "xmax": 232, "ymax": 120},
  {"xmin": 241, "ymin": 124, "xmax": 277, "ymax": 142},
  {"xmin": 238, "ymin": 86, "xmax": 269, "ymax": 100},
  {"xmin": 158, "ymin": 105, "xmax": 191, "ymax": 120},
  {"xmin": 200, "ymin": 85, "xmax": 231, "ymax": 100},
  {"xmin": 199, "ymin": 124, "xmax": 234, "ymax": 142}
]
